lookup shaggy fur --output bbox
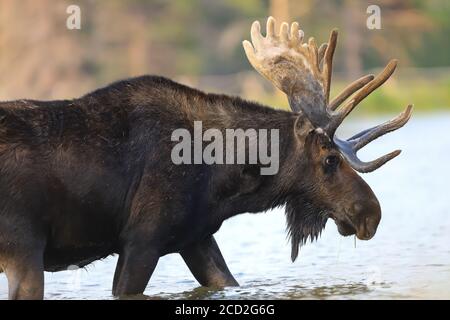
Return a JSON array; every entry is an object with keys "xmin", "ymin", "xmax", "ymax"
[{"xmin": 0, "ymin": 75, "xmax": 380, "ymax": 299}]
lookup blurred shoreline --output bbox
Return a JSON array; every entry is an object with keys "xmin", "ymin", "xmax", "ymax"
[{"xmin": 0, "ymin": 0, "xmax": 448, "ymax": 116}]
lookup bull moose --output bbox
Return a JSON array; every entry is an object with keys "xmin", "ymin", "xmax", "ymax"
[{"xmin": 0, "ymin": 17, "xmax": 411, "ymax": 299}]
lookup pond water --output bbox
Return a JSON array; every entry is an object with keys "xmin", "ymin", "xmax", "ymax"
[{"xmin": 1, "ymin": 113, "xmax": 449, "ymax": 300}]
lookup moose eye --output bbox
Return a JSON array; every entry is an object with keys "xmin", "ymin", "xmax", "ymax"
[{"xmin": 324, "ymin": 155, "xmax": 340, "ymax": 168}]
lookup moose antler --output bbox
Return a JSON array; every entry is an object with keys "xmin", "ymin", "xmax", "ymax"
[
  {"xmin": 243, "ymin": 17, "xmax": 332, "ymax": 126},
  {"xmin": 243, "ymin": 17, "xmax": 412, "ymax": 173}
]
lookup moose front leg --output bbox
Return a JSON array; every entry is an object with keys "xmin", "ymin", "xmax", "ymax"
[
  {"xmin": 112, "ymin": 242, "xmax": 159, "ymax": 297},
  {"xmin": 181, "ymin": 236, "xmax": 239, "ymax": 288}
]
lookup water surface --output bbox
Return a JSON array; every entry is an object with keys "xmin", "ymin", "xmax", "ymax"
[{"xmin": 1, "ymin": 114, "xmax": 449, "ymax": 299}]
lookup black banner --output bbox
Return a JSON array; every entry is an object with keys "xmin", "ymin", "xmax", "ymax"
[{"xmin": 0, "ymin": 299, "xmax": 446, "ymax": 319}]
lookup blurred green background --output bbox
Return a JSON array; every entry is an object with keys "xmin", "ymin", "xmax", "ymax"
[{"xmin": 0, "ymin": 0, "xmax": 448, "ymax": 114}]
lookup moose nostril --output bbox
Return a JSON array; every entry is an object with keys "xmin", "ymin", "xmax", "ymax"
[{"xmin": 350, "ymin": 201, "xmax": 381, "ymax": 240}]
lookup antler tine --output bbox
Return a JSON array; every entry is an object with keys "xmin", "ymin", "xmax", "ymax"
[
  {"xmin": 348, "ymin": 59, "xmax": 398, "ymax": 108},
  {"xmin": 308, "ymin": 37, "xmax": 320, "ymax": 70},
  {"xmin": 326, "ymin": 59, "xmax": 398, "ymax": 135},
  {"xmin": 333, "ymin": 104, "xmax": 413, "ymax": 173},
  {"xmin": 350, "ymin": 104, "xmax": 413, "ymax": 150},
  {"xmin": 322, "ymin": 29, "xmax": 338, "ymax": 103},
  {"xmin": 328, "ymin": 74, "xmax": 374, "ymax": 111},
  {"xmin": 318, "ymin": 43, "xmax": 328, "ymax": 65},
  {"xmin": 266, "ymin": 16, "xmax": 276, "ymax": 38},
  {"xmin": 335, "ymin": 142, "xmax": 402, "ymax": 174}
]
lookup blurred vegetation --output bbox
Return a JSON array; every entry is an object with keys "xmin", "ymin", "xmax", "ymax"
[{"xmin": 0, "ymin": 0, "xmax": 448, "ymax": 114}]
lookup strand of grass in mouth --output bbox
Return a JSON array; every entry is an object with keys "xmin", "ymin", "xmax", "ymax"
[{"xmin": 354, "ymin": 235, "xmax": 356, "ymax": 248}]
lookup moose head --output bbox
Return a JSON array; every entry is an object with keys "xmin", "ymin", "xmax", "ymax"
[{"xmin": 243, "ymin": 17, "xmax": 412, "ymax": 261}]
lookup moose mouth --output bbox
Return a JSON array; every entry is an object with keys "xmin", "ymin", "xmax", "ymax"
[
  {"xmin": 329, "ymin": 213, "xmax": 375, "ymax": 240},
  {"xmin": 335, "ymin": 219, "xmax": 357, "ymax": 237}
]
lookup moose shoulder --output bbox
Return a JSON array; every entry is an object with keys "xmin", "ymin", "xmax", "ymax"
[{"xmin": 0, "ymin": 17, "xmax": 411, "ymax": 300}]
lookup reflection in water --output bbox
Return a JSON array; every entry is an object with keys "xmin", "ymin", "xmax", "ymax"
[
  {"xmin": 1, "ymin": 114, "xmax": 450, "ymax": 299},
  {"xmin": 299, "ymin": 283, "xmax": 371, "ymax": 299},
  {"xmin": 151, "ymin": 281, "xmax": 388, "ymax": 300}
]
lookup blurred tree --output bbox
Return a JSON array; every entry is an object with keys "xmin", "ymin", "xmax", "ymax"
[
  {"xmin": 343, "ymin": 0, "xmax": 363, "ymax": 80},
  {"xmin": 0, "ymin": 0, "xmax": 447, "ymax": 101},
  {"xmin": 0, "ymin": 0, "xmax": 94, "ymax": 99},
  {"xmin": 270, "ymin": 0, "xmax": 290, "ymax": 29}
]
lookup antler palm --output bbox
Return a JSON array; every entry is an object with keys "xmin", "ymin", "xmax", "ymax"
[{"xmin": 243, "ymin": 17, "xmax": 326, "ymax": 103}]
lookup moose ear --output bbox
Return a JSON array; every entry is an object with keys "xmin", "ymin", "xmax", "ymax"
[{"xmin": 294, "ymin": 114, "xmax": 314, "ymax": 138}]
